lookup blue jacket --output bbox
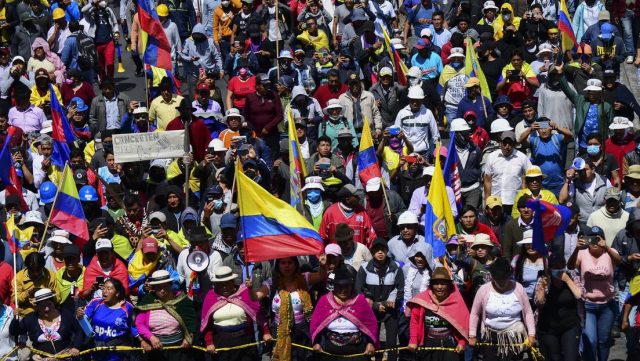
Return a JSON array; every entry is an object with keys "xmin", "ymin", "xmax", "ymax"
[
  {"xmin": 161, "ymin": 0, "xmax": 197, "ymax": 40},
  {"xmin": 61, "ymin": 33, "xmax": 79, "ymax": 70},
  {"xmin": 51, "ymin": 2, "xmax": 81, "ymax": 22},
  {"xmin": 572, "ymin": 1, "xmax": 605, "ymax": 42}
]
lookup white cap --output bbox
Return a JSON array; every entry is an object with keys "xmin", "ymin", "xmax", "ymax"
[
  {"xmin": 208, "ymin": 138, "xmax": 228, "ymax": 152},
  {"xmin": 397, "ymin": 211, "xmax": 419, "ymax": 225},
  {"xmin": 40, "ymin": 120, "xmax": 53, "ymax": 134},
  {"xmin": 52, "ymin": 229, "xmax": 69, "ymax": 238},
  {"xmin": 223, "ymin": 108, "xmax": 245, "ymax": 122},
  {"xmin": 48, "ymin": 235, "xmax": 71, "ymax": 244},
  {"xmin": 483, "ymin": 0, "xmax": 499, "ymax": 11},
  {"xmin": 423, "ymin": 166, "xmax": 435, "ymax": 176},
  {"xmin": 301, "ymin": 176, "xmax": 325, "ymax": 192},
  {"xmin": 379, "ymin": 67, "xmax": 393, "ymax": 77},
  {"xmin": 516, "ymin": 230, "xmax": 533, "ymax": 245},
  {"xmin": 448, "ymin": 47, "xmax": 465, "ymax": 59},
  {"xmin": 407, "ymin": 86, "xmax": 425, "ymax": 99},
  {"xmin": 610, "ymin": 116, "xmax": 634, "ymax": 130},
  {"xmin": 149, "ymin": 211, "xmax": 167, "ymax": 223},
  {"xmin": 391, "ymin": 38, "xmax": 405, "ymax": 50},
  {"xmin": 536, "ymin": 43, "xmax": 553, "ymax": 56},
  {"xmin": 420, "ymin": 28, "xmax": 432, "ymax": 38},
  {"xmin": 19, "ymin": 210, "xmax": 43, "ymax": 225},
  {"xmin": 279, "ymin": 50, "xmax": 294, "ymax": 59},
  {"xmin": 133, "ymin": 106, "xmax": 148, "ymax": 115},
  {"xmin": 490, "ymin": 118, "xmax": 514, "ymax": 133},
  {"xmin": 365, "ymin": 177, "xmax": 382, "ymax": 192},
  {"xmin": 149, "ymin": 159, "xmax": 170, "ymax": 170},
  {"xmin": 407, "ymin": 66, "xmax": 422, "ymax": 79},
  {"xmin": 450, "ymin": 118, "xmax": 471, "ymax": 132},
  {"xmin": 584, "ymin": 78, "xmax": 603, "ymax": 91},
  {"xmin": 95, "ymin": 238, "xmax": 113, "ymax": 251}
]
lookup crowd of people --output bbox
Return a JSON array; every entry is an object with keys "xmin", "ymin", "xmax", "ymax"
[{"xmin": 2, "ymin": 0, "xmax": 640, "ymax": 361}]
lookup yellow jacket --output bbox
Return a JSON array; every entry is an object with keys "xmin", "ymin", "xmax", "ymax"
[
  {"xmin": 29, "ymin": 85, "xmax": 63, "ymax": 108},
  {"xmin": 493, "ymin": 3, "xmax": 521, "ymax": 41},
  {"xmin": 16, "ymin": 268, "xmax": 60, "ymax": 316},
  {"xmin": 296, "ymin": 29, "xmax": 330, "ymax": 52}
]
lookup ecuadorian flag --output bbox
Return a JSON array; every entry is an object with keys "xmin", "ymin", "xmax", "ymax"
[
  {"xmin": 288, "ymin": 109, "xmax": 307, "ymax": 213},
  {"xmin": 559, "ymin": 0, "xmax": 577, "ymax": 51},
  {"xmin": 50, "ymin": 164, "xmax": 89, "ymax": 247},
  {"xmin": 424, "ymin": 144, "xmax": 456, "ymax": 257},
  {"xmin": 138, "ymin": 0, "xmax": 172, "ymax": 70},
  {"xmin": 5, "ymin": 214, "xmax": 33, "ymax": 254},
  {"xmin": 50, "ymin": 84, "xmax": 76, "ymax": 167},
  {"xmin": 237, "ymin": 167, "xmax": 323, "ymax": 262},
  {"xmin": 357, "ymin": 117, "xmax": 382, "ymax": 186}
]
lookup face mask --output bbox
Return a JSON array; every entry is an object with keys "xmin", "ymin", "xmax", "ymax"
[
  {"xmin": 329, "ymin": 115, "xmax": 341, "ymax": 122},
  {"xmin": 450, "ymin": 61, "xmax": 462, "ymax": 69},
  {"xmin": 213, "ymin": 199, "xmax": 223, "ymax": 210},
  {"xmin": 99, "ymin": 1, "xmax": 106, "ymax": 7},
  {"xmin": 342, "ymin": 59, "xmax": 350, "ymax": 67},
  {"xmin": 550, "ymin": 269, "xmax": 565, "ymax": 278},
  {"xmin": 238, "ymin": 67, "xmax": 248, "ymax": 76},
  {"xmin": 306, "ymin": 189, "xmax": 321, "ymax": 203},
  {"xmin": 502, "ymin": 13, "xmax": 511, "ymax": 21},
  {"xmin": 65, "ymin": 78, "xmax": 74, "ymax": 85},
  {"xmin": 586, "ymin": 144, "xmax": 600, "ymax": 156}
]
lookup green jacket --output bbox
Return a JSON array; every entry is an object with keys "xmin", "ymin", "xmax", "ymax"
[{"xmin": 559, "ymin": 77, "xmax": 613, "ymax": 145}]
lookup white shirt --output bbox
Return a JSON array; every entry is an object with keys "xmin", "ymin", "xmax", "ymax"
[
  {"xmin": 394, "ymin": 105, "xmax": 439, "ymax": 154},
  {"xmin": 368, "ymin": 0, "xmax": 396, "ymax": 38},
  {"xmin": 46, "ymin": 26, "xmax": 71, "ymax": 54},
  {"xmin": 483, "ymin": 149, "xmax": 531, "ymax": 205},
  {"xmin": 0, "ymin": 189, "xmax": 39, "ymax": 211},
  {"xmin": 408, "ymin": 185, "xmax": 459, "ymax": 224},
  {"xmin": 484, "ymin": 288, "xmax": 523, "ymax": 330}
]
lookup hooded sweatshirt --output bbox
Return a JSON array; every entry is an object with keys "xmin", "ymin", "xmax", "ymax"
[
  {"xmin": 493, "ymin": 3, "xmax": 521, "ymax": 41},
  {"xmin": 180, "ymin": 23, "xmax": 223, "ymax": 74}
]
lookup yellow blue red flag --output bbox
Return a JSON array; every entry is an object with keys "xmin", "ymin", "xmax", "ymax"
[
  {"xmin": 559, "ymin": 0, "xmax": 577, "ymax": 51},
  {"xmin": 357, "ymin": 117, "xmax": 382, "ymax": 186},
  {"xmin": 5, "ymin": 214, "xmax": 33, "ymax": 254},
  {"xmin": 424, "ymin": 144, "xmax": 456, "ymax": 257},
  {"xmin": 237, "ymin": 167, "xmax": 323, "ymax": 262},
  {"xmin": 50, "ymin": 164, "xmax": 89, "ymax": 247},
  {"xmin": 464, "ymin": 38, "xmax": 492, "ymax": 102},
  {"xmin": 288, "ymin": 109, "xmax": 307, "ymax": 213}
]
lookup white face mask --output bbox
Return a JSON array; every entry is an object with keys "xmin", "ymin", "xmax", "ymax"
[{"xmin": 222, "ymin": 1, "xmax": 230, "ymax": 6}]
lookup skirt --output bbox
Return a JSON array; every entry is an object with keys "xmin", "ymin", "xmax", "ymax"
[
  {"xmin": 321, "ymin": 332, "xmax": 367, "ymax": 361},
  {"xmin": 94, "ymin": 337, "xmax": 133, "ymax": 361},
  {"xmin": 480, "ymin": 322, "xmax": 528, "ymax": 361},
  {"xmin": 416, "ymin": 337, "xmax": 461, "ymax": 361},
  {"xmin": 212, "ymin": 331, "xmax": 257, "ymax": 361}
]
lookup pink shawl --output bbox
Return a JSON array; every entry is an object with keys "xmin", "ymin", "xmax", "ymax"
[
  {"xmin": 407, "ymin": 286, "xmax": 470, "ymax": 345},
  {"xmin": 31, "ymin": 37, "xmax": 66, "ymax": 86},
  {"xmin": 310, "ymin": 293, "xmax": 379, "ymax": 347},
  {"xmin": 199, "ymin": 285, "xmax": 261, "ymax": 332}
]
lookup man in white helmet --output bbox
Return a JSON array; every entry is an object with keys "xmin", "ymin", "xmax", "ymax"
[
  {"xmin": 393, "ymin": 86, "xmax": 439, "ymax": 157},
  {"xmin": 387, "ymin": 210, "xmax": 435, "ymax": 268},
  {"xmin": 481, "ymin": 118, "xmax": 514, "ymax": 166}
]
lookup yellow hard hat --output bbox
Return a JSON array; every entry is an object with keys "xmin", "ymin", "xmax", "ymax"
[
  {"xmin": 52, "ymin": 8, "xmax": 66, "ymax": 20},
  {"xmin": 156, "ymin": 4, "xmax": 169, "ymax": 17}
]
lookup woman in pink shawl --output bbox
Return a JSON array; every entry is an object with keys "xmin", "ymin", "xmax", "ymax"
[
  {"xmin": 200, "ymin": 266, "xmax": 272, "ymax": 361},
  {"xmin": 27, "ymin": 38, "xmax": 66, "ymax": 86},
  {"xmin": 310, "ymin": 266, "xmax": 378, "ymax": 361},
  {"xmin": 407, "ymin": 267, "xmax": 469, "ymax": 361}
]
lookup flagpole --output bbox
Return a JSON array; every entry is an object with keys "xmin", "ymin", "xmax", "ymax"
[
  {"xmin": 275, "ymin": 0, "xmax": 280, "ymax": 79},
  {"xmin": 143, "ymin": 66, "xmax": 150, "ymax": 105},
  {"xmin": 12, "ymin": 250, "xmax": 18, "ymax": 310},
  {"xmin": 380, "ymin": 178, "xmax": 392, "ymax": 217},
  {"xmin": 226, "ymin": 157, "xmax": 238, "ymax": 213},
  {"xmin": 38, "ymin": 163, "xmax": 68, "ymax": 252}
]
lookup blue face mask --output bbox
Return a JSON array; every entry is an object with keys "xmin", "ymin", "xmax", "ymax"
[
  {"xmin": 213, "ymin": 199, "xmax": 224, "ymax": 210},
  {"xmin": 450, "ymin": 61, "xmax": 462, "ymax": 69},
  {"xmin": 306, "ymin": 189, "xmax": 322, "ymax": 203},
  {"xmin": 586, "ymin": 144, "xmax": 600, "ymax": 156}
]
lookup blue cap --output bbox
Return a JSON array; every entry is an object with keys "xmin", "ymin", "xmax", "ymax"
[
  {"xmin": 220, "ymin": 213, "xmax": 238, "ymax": 229},
  {"xmin": 600, "ymin": 23, "xmax": 614, "ymax": 40},
  {"xmin": 415, "ymin": 39, "xmax": 428, "ymax": 49},
  {"xmin": 493, "ymin": 95, "xmax": 511, "ymax": 108},
  {"xmin": 69, "ymin": 97, "xmax": 88, "ymax": 112}
]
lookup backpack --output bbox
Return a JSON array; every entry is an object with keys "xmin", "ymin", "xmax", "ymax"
[{"xmin": 75, "ymin": 32, "xmax": 98, "ymax": 71}]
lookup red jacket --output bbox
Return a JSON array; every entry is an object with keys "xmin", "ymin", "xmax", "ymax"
[
  {"xmin": 314, "ymin": 83, "xmax": 348, "ymax": 109},
  {"xmin": 0, "ymin": 262, "xmax": 13, "ymax": 307},
  {"xmin": 320, "ymin": 203, "xmax": 377, "ymax": 248}
]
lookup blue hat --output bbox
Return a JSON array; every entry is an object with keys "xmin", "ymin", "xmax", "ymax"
[
  {"xmin": 415, "ymin": 39, "xmax": 428, "ymax": 49},
  {"xmin": 600, "ymin": 23, "xmax": 614, "ymax": 40},
  {"xmin": 278, "ymin": 75, "xmax": 294, "ymax": 89},
  {"xmin": 493, "ymin": 95, "xmax": 512, "ymax": 109},
  {"xmin": 69, "ymin": 97, "xmax": 88, "ymax": 112},
  {"xmin": 220, "ymin": 213, "xmax": 238, "ymax": 229}
]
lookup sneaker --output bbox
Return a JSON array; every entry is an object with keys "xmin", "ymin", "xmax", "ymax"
[{"xmin": 626, "ymin": 55, "xmax": 634, "ymax": 64}]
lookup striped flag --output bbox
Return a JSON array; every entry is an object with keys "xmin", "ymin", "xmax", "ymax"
[
  {"xmin": 50, "ymin": 84, "xmax": 76, "ymax": 167},
  {"xmin": 50, "ymin": 164, "xmax": 89, "ymax": 247},
  {"xmin": 287, "ymin": 109, "xmax": 307, "ymax": 213},
  {"xmin": 443, "ymin": 135, "xmax": 462, "ymax": 210},
  {"xmin": 0, "ymin": 128, "xmax": 28, "ymax": 211},
  {"xmin": 357, "ymin": 117, "xmax": 382, "ymax": 186},
  {"xmin": 559, "ymin": 0, "xmax": 577, "ymax": 51},
  {"xmin": 138, "ymin": 0, "xmax": 173, "ymax": 70},
  {"xmin": 378, "ymin": 23, "xmax": 408, "ymax": 86}
]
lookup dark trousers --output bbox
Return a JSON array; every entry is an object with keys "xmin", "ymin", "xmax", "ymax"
[
  {"xmin": 539, "ymin": 326, "xmax": 581, "ymax": 361},
  {"xmin": 376, "ymin": 312, "xmax": 399, "ymax": 361},
  {"xmin": 131, "ymin": 50, "xmax": 143, "ymax": 73}
]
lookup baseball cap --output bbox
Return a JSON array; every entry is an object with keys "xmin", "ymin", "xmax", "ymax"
[
  {"xmin": 379, "ymin": 67, "xmax": 393, "ymax": 77},
  {"xmin": 486, "ymin": 196, "xmax": 502, "ymax": 209},
  {"xmin": 604, "ymin": 187, "xmax": 622, "ymax": 200},
  {"xmin": 141, "ymin": 238, "xmax": 159, "ymax": 254},
  {"xmin": 95, "ymin": 238, "xmax": 113, "ymax": 251},
  {"xmin": 325, "ymin": 243, "xmax": 342, "ymax": 256},
  {"xmin": 149, "ymin": 211, "xmax": 167, "ymax": 223},
  {"xmin": 35, "ymin": 68, "xmax": 49, "ymax": 79},
  {"xmin": 73, "ymin": 168, "xmax": 88, "ymax": 186},
  {"xmin": 465, "ymin": 77, "xmax": 480, "ymax": 88},
  {"xmin": 501, "ymin": 130, "xmax": 516, "ymax": 141},
  {"xmin": 415, "ymin": 39, "xmax": 428, "ymax": 50},
  {"xmin": 600, "ymin": 23, "xmax": 615, "ymax": 40},
  {"xmin": 584, "ymin": 78, "xmax": 603, "ymax": 91}
]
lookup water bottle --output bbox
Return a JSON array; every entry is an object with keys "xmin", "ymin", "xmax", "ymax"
[
  {"xmin": 14, "ymin": 162, "xmax": 22, "ymax": 178},
  {"xmin": 78, "ymin": 315, "xmax": 94, "ymax": 337}
]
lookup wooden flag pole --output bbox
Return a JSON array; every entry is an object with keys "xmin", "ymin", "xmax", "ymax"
[
  {"xmin": 38, "ymin": 163, "xmax": 68, "ymax": 252},
  {"xmin": 380, "ymin": 177, "xmax": 392, "ymax": 217},
  {"xmin": 12, "ymin": 250, "xmax": 18, "ymax": 310}
]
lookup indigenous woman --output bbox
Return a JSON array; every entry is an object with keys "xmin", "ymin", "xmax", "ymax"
[
  {"xmin": 249, "ymin": 256, "xmax": 326, "ymax": 361},
  {"xmin": 200, "ymin": 266, "xmax": 271, "ymax": 361},
  {"xmin": 310, "ymin": 266, "xmax": 378, "ymax": 361},
  {"xmin": 407, "ymin": 267, "xmax": 470, "ymax": 361},
  {"xmin": 15, "ymin": 288, "xmax": 83, "ymax": 359},
  {"xmin": 135, "ymin": 270, "xmax": 198, "ymax": 361},
  {"xmin": 468, "ymin": 258, "xmax": 536, "ymax": 361}
]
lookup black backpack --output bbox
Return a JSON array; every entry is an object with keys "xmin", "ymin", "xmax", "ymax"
[{"xmin": 75, "ymin": 32, "xmax": 98, "ymax": 71}]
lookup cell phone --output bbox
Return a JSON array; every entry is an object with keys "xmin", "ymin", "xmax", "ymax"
[
  {"xmin": 319, "ymin": 163, "xmax": 330, "ymax": 171},
  {"xmin": 96, "ymin": 276, "xmax": 105, "ymax": 285},
  {"xmin": 388, "ymin": 126, "xmax": 400, "ymax": 136},
  {"xmin": 587, "ymin": 236, "xmax": 600, "ymax": 245},
  {"xmin": 544, "ymin": 60, "xmax": 550, "ymax": 68},
  {"xmin": 150, "ymin": 226, "xmax": 161, "ymax": 235},
  {"xmin": 402, "ymin": 155, "xmax": 418, "ymax": 163},
  {"xmin": 232, "ymin": 136, "xmax": 247, "ymax": 145},
  {"xmin": 237, "ymin": 147, "xmax": 249, "ymax": 157}
]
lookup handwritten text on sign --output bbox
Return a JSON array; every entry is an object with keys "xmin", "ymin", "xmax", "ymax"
[{"xmin": 113, "ymin": 130, "xmax": 185, "ymax": 163}]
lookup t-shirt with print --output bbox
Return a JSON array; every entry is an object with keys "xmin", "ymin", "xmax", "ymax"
[{"xmin": 84, "ymin": 299, "xmax": 138, "ymax": 344}]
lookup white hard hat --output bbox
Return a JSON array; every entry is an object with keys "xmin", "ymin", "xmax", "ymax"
[
  {"xmin": 407, "ymin": 66, "xmax": 422, "ymax": 79},
  {"xmin": 407, "ymin": 86, "xmax": 425, "ymax": 99},
  {"xmin": 490, "ymin": 118, "xmax": 514, "ymax": 133},
  {"xmin": 208, "ymin": 138, "xmax": 227, "ymax": 152},
  {"xmin": 450, "ymin": 118, "xmax": 471, "ymax": 132},
  {"xmin": 397, "ymin": 211, "xmax": 419, "ymax": 226}
]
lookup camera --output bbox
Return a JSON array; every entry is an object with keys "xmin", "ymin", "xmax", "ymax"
[
  {"xmin": 402, "ymin": 155, "xmax": 418, "ymax": 163},
  {"xmin": 587, "ymin": 236, "xmax": 600, "ymax": 246}
]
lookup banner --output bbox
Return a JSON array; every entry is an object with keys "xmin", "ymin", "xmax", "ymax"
[{"xmin": 113, "ymin": 130, "xmax": 185, "ymax": 163}]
